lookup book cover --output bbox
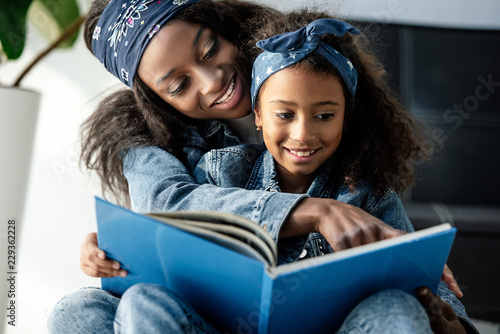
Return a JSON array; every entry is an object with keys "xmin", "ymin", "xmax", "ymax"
[{"xmin": 96, "ymin": 197, "xmax": 456, "ymax": 334}]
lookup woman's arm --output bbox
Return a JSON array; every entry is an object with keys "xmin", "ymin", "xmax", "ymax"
[
  {"xmin": 126, "ymin": 146, "xmax": 405, "ymax": 249},
  {"xmin": 283, "ymin": 197, "xmax": 404, "ymax": 250},
  {"xmin": 80, "ymin": 232, "xmax": 127, "ymax": 278},
  {"xmin": 124, "ymin": 146, "xmax": 307, "ymax": 242},
  {"xmin": 125, "ymin": 146, "xmax": 413, "ymax": 249},
  {"xmin": 418, "ymin": 282, "xmax": 479, "ymax": 334},
  {"xmin": 80, "ymin": 146, "xmax": 410, "ymax": 279}
]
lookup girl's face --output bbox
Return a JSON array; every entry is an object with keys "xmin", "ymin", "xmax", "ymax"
[
  {"xmin": 138, "ymin": 20, "xmax": 251, "ymax": 119},
  {"xmin": 255, "ymin": 67, "xmax": 345, "ymax": 186}
]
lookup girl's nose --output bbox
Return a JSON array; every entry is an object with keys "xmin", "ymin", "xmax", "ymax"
[
  {"xmin": 196, "ymin": 65, "xmax": 224, "ymax": 96},
  {"xmin": 290, "ymin": 118, "xmax": 316, "ymax": 143}
]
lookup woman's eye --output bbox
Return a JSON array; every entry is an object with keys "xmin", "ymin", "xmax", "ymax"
[
  {"xmin": 316, "ymin": 113, "xmax": 335, "ymax": 120},
  {"xmin": 168, "ymin": 77, "xmax": 188, "ymax": 96},
  {"xmin": 203, "ymin": 36, "xmax": 220, "ymax": 60},
  {"xmin": 276, "ymin": 112, "xmax": 294, "ymax": 119}
]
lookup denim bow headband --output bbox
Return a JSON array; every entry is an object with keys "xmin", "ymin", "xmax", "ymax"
[
  {"xmin": 251, "ymin": 18, "xmax": 360, "ymax": 109},
  {"xmin": 92, "ymin": 0, "xmax": 204, "ymax": 89}
]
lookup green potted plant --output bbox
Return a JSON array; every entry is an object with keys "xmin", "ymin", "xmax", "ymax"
[{"xmin": 0, "ymin": 3, "xmax": 84, "ymax": 322}]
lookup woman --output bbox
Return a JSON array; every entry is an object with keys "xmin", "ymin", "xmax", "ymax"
[
  {"xmin": 49, "ymin": 0, "xmax": 471, "ymax": 333},
  {"xmin": 80, "ymin": 0, "xmax": 408, "ymax": 278}
]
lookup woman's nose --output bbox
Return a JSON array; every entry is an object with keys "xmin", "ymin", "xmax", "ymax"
[{"xmin": 195, "ymin": 65, "xmax": 224, "ymax": 96}]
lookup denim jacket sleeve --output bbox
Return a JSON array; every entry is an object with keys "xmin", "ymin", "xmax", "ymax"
[
  {"xmin": 123, "ymin": 145, "xmax": 308, "ymax": 242},
  {"xmin": 367, "ymin": 188, "xmax": 415, "ymax": 233},
  {"xmin": 436, "ymin": 281, "xmax": 479, "ymax": 334},
  {"xmin": 330, "ymin": 182, "xmax": 415, "ymax": 233},
  {"xmin": 372, "ymin": 191, "xmax": 477, "ymax": 332}
]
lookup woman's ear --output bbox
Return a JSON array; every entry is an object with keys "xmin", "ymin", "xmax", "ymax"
[{"xmin": 342, "ymin": 114, "xmax": 348, "ymax": 131}]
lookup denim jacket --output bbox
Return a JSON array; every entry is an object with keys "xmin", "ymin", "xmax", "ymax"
[
  {"xmin": 193, "ymin": 144, "xmax": 415, "ymax": 263},
  {"xmin": 194, "ymin": 144, "xmax": 478, "ymax": 333},
  {"xmin": 122, "ymin": 121, "xmax": 308, "ymax": 243}
]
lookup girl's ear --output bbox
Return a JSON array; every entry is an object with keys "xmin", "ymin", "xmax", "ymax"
[{"xmin": 254, "ymin": 106, "xmax": 262, "ymax": 128}]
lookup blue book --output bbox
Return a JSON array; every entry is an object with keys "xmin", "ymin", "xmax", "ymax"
[{"xmin": 96, "ymin": 197, "xmax": 456, "ymax": 334}]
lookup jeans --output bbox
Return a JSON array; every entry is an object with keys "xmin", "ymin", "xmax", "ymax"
[
  {"xmin": 47, "ymin": 283, "xmax": 432, "ymax": 333},
  {"xmin": 337, "ymin": 289, "xmax": 432, "ymax": 334},
  {"xmin": 47, "ymin": 287, "xmax": 118, "ymax": 334},
  {"xmin": 47, "ymin": 284, "xmax": 218, "ymax": 334}
]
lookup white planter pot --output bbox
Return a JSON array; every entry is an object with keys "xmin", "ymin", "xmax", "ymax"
[
  {"xmin": 0, "ymin": 86, "xmax": 40, "ymax": 224},
  {"xmin": 0, "ymin": 86, "xmax": 40, "ymax": 329}
]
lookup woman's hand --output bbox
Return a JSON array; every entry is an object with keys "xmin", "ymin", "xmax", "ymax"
[
  {"xmin": 417, "ymin": 287, "xmax": 466, "ymax": 334},
  {"xmin": 442, "ymin": 264, "xmax": 463, "ymax": 298},
  {"xmin": 283, "ymin": 198, "xmax": 403, "ymax": 251},
  {"xmin": 80, "ymin": 232, "xmax": 127, "ymax": 278}
]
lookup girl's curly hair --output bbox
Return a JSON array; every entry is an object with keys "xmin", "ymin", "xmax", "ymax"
[{"xmin": 247, "ymin": 10, "xmax": 436, "ymax": 194}]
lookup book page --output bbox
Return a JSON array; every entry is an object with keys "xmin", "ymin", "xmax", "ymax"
[
  {"xmin": 149, "ymin": 211, "xmax": 277, "ymax": 258},
  {"xmin": 147, "ymin": 213, "xmax": 276, "ymax": 266}
]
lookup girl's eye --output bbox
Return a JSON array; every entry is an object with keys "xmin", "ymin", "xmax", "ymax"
[
  {"xmin": 316, "ymin": 113, "xmax": 335, "ymax": 120},
  {"xmin": 168, "ymin": 77, "xmax": 188, "ymax": 96},
  {"xmin": 203, "ymin": 35, "xmax": 220, "ymax": 60}
]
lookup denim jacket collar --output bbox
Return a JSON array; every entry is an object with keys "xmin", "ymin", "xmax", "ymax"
[
  {"xmin": 246, "ymin": 150, "xmax": 338, "ymax": 197},
  {"xmin": 184, "ymin": 120, "xmax": 224, "ymax": 138},
  {"xmin": 246, "ymin": 150, "xmax": 280, "ymax": 192},
  {"xmin": 182, "ymin": 120, "xmax": 242, "ymax": 149},
  {"xmin": 307, "ymin": 157, "xmax": 337, "ymax": 198}
]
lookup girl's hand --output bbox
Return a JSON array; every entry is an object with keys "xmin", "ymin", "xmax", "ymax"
[
  {"xmin": 417, "ymin": 287, "xmax": 466, "ymax": 334},
  {"xmin": 80, "ymin": 232, "xmax": 127, "ymax": 278},
  {"xmin": 442, "ymin": 264, "xmax": 463, "ymax": 298},
  {"xmin": 284, "ymin": 198, "xmax": 403, "ymax": 251}
]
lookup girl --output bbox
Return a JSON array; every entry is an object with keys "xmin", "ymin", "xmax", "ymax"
[{"xmin": 192, "ymin": 18, "xmax": 477, "ymax": 333}]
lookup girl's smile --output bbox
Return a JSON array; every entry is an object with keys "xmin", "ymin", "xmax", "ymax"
[
  {"xmin": 285, "ymin": 147, "xmax": 322, "ymax": 162},
  {"xmin": 255, "ymin": 66, "xmax": 345, "ymax": 193}
]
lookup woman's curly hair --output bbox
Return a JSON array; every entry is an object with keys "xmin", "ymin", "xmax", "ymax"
[
  {"xmin": 246, "ymin": 10, "xmax": 436, "ymax": 194},
  {"xmin": 81, "ymin": 1, "xmax": 434, "ymax": 205},
  {"xmin": 81, "ymin": 0, "xmax": 279, "ymax": 206}
]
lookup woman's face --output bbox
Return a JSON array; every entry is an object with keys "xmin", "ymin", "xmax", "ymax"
[
  {"xmin": 255, "ymin": 67, "xmax": 345, "ymax": 183},
  {"xmin": 137, "ymin": 20, "xmax": 251, "ymax": 119}
]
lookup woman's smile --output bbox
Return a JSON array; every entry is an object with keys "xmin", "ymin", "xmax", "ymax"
[
  {"xmin": 138, "ymin": 21, "xmax": 252, "ymax": 120},
  {"xmin": 211, "ymin": 73, "xmax": 244, "ymax": 110}
]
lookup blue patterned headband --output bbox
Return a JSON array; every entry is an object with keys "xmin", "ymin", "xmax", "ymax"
[
  {"xmin": 92, "ymin": 0, "xmax": 204, "ymax": 89},
  {"xmin": 251, "ymin": 18, "xmax": 360, "ymax": 109}
]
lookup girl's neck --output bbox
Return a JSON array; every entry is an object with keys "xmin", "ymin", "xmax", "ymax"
[{"xmin": 275, "ymin": 163, "xmax": 315, "ymax": 194}]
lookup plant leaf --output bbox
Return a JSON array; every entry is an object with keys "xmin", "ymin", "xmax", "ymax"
[
  {"xmin": 28, "ymin": 0, "xmax": 81, "ymax": 49},
  {"xmin": 0, "ymin": 0, "xmax": 33, "ymax": 59}
]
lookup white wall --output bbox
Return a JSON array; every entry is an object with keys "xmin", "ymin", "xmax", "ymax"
[
  {"xmin": 253, "ymin": 0, "xmax": 500, "ymax": 30},
  {"xmin": 0, "ymin": 0, "xmax": 498, "ymax": 333}
]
